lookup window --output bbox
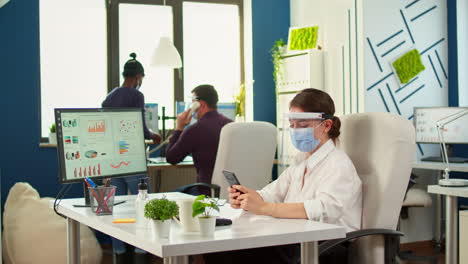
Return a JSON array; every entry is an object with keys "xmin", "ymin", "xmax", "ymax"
[
  {"xmin": 183, "ymin": 2, "xmax": 242, "ymax": 102},
  {"xmin": 119, "ymin": 4, "xmax": 175, "ymax": 119},
  {"xmin": 39, "ymin": 0, "xmax": 107, "ymax": 137},
  {"xmin": 40, "ymin": 0, "xmax": 243, "ymax": 138}
]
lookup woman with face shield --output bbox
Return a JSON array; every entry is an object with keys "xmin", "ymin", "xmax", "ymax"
[{"xmin": 205, "ymin": 88, "xmax": 362, "ymax": 264}]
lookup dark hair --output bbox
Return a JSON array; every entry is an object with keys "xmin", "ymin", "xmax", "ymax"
[
  {"xmin": 122, "ymin": 53, "xmax": 145, "ymax": 78},
  {"xmin": 290, "ymin": 88, "xmax": 341, "ymax": 141},
  {"xmin": 191, "ymin": 84, "xmax": 219, "ymax": 109}
]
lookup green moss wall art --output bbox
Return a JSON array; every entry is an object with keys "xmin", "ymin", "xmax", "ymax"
[
  {"xmin": 392, "ymin": 49, "xmax": 425, "ymax": 84},
  {"xmin": 289, "ymin": 26, "xmax": 319, "ymax": 51}
]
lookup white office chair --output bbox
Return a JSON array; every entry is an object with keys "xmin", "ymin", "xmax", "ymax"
[
  {"xmin": 319, "ymin": 112, "xmax": 416, "ymax": 264},
  {"xmin": 211, "ymin": 122, "xmax": 277, "ymax": 199}
]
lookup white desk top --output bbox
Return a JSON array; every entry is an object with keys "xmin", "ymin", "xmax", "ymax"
[
  {"xmin": 428, "ymin": 185, "xmax": 468, "ymax": 198},
  {"xmin": 54, "ymin": 192, "xmax": 346, "ymax": 257},
  {"xmin": 412, "ymin": 161, "xmax": 468, "ymax": 172}
]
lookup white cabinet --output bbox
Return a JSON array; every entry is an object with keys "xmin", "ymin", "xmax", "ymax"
[{"xmin": 276, "ymin": 50, "xmax": 325, "ymax": 177}]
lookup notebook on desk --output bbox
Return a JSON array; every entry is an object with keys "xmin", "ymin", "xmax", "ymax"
[{"xmin": 421, "ymin": 156, "xmax": 468, "ymax": 163}]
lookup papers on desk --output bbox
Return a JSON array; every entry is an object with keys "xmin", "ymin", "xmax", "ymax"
[{"xmin": 148, "ymin": 156, "xmax": 193, "ymax": 164}]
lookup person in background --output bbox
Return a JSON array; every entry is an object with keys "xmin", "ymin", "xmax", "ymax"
[
  {"xmin": 166, "ymin": 84, "xmax": 232, "ymax": 195},
  {"xmin": 102, "ymin": 53, "xmax": 160, "ymax": 264},
  {"xmin": 206, "ymin": 88, "xmax": 363, "ymax": 264}
]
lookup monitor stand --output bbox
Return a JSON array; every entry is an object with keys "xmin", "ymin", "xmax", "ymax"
[{"xmin": 72, "ymin": 182, "xmax": 126, "ymax": 207}]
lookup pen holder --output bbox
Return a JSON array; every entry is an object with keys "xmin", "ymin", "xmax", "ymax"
[{"xmin": 88, "ymin": 185, "xmax": 116, "ymax": 216}]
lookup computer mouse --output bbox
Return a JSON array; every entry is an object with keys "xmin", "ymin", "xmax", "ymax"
[{"xmin": 215, "ymin": 218, "xmax": 232, "ymax": 226}]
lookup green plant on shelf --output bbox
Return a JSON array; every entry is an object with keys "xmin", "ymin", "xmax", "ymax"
[
  {"xmin": 144, "ymin": 197, "xmax": 179, "ymax": 221},
  {"xmin": 271, "ymin": 38, "xmax": 286, "ymax": 85},
  {"xmin": 50, "ymin": 123, "xmax": 56, "ymax": 133},
  {"xmin": 192, "ymin": 195, "xmax": 220, "ymax": 218}
]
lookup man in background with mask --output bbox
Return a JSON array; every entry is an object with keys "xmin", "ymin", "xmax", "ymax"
[
  {"xmin": 166, "ymin": 84, "xmax": 232, "ymax": 195},
  {"xmin": 102, "ymin": 52, "xmax": 159, "ymax": 264}
]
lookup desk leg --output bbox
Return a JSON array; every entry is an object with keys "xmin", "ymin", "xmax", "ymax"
[
  {"xmin": 301, "ymin": 241, "xmax": 318, "ymax": 264},
  {"xmin": 446, "ymin": 195, "xmax": 458, "ymax": 264},
  {"xmin": 163, "ymin": 256, "xmax": 188, "ymax": 264},
  {"xmin": 67, "ymin": 218, "xmax": 80, "ymax": 264}
]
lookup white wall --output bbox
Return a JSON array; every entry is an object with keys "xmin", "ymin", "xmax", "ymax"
[
  {"xmin": 290, "ymin": 0, "xmax": 364, "ymax": 115},
  {"xmin": 457, "ymin": 0, "xmax": 468, "ymax": 107}
]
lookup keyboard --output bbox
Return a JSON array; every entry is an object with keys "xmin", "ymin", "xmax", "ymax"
[
  {"xmin": 421, "ymin": 156, "xmax": 468, "ymax": 163},
  {"xmin": 147, "ymin": 156, "xmax": 193, "ymax": 164}
]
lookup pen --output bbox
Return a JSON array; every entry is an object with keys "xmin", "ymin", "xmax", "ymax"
[{"xmin": 86, "ymin": 177, "xmax": 97, "ymax": 188}]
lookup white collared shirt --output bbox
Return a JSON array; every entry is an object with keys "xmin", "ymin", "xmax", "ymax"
[{"xmin": 258, "ymin": 140, "xmax": 362, "ymax": 232}]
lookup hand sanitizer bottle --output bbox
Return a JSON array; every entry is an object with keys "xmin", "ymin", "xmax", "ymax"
[{"xmin": 135, "ymin": 178, "xmax": 149, "ymax": 228}]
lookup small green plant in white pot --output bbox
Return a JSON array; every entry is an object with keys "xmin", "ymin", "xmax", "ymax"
[
  {"xmin": 192, "ymin": 195, "xmax": 220, "ymax": 237},
  {"xmin": 144, "ymin": 197, "xmax": 179, "ymax": 238},
  {"xmin": 49, "ymin": 123, "xmax": 57, "ymax": 145}
]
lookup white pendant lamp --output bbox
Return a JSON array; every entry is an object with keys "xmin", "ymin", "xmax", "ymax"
[{"xmin": 152, "ymin": 37, "xmax": 182, "ymax": 68}]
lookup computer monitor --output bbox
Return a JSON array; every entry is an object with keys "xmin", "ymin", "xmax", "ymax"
[
  {"xmin": 414, "ymin": 107, "xmax": 468, "ymax": 144},
  {"xmin": 55, "ymin": 108, "xmax": 148, "ymax": 184},
  {"xmin": 144, "ymin": 103, "xmax": 159, "ymax": 134},
  {"xmin": 175, "ymin": 101, "xmax": 236, "ymax": 123}
]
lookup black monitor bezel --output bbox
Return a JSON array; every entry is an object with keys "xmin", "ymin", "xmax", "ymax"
[
  {"xmin": 55, "ymin": 108, "xmax": 148, "ymax": 184},
  {"xmin": 414, "ymin": 106, "xmax": 468, "ymax": 144}
]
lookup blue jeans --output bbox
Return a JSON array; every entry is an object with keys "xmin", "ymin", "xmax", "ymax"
[{"xmin": 112, "ymin": 175, "xmax": 147, "ymax": 254}]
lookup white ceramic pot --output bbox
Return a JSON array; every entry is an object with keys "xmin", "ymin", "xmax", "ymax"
[
  {"xmin": 152, "ymin": 219, "xmax": 171, "ymax": 238},
  {"xmin": 198, "ymin": 217, "xmax": 216, "ymax": 237},
  {"xmin": 48, "ymin": 132, "xmax": 57, "ymax": 145}
]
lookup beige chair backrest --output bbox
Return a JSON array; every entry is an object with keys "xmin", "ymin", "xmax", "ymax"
[
  {"xmin": 338, "ymin": 112, "xmax": 415, "ymax": 264},
  {"xmin": 211, "ymin": 122, "xmax": 277, "ymax": 199}
]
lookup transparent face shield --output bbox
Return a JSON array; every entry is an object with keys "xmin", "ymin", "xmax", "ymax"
[{"xmin": 278, "ymin": 112, "xmax": 326, "ymax": 174}]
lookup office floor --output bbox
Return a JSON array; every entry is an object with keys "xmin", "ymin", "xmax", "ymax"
[
  {"xmin": 400, "ymin": 241, "xmax": 444, "ymax": 264},
  {"xmin": 101, "ymin": 241, "xmax": 445, "ymax": 264}
]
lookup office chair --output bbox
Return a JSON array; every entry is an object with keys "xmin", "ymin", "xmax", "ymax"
[
  {"xmin": 319, "ymin": 112, "xmax": 416, "ymax": 264},
  {"xmin": 175, "ymin": 122, "xmax": 277, "ymax": 199},
  {"xmin": 211, "ymin": 121, "xmax": 277, "ymax": 199},
  {"xmin": 177, "ymin": 182, "xmax": 221, "ymax": 198}
]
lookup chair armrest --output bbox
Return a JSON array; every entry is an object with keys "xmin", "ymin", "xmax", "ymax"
[
  {"xmin": 176, "ymin": 183, "xmax": 221, "ymax": 198},
  {"xmin": 319, "ymin": 228, "xmax": 403, "ymax": 255}
]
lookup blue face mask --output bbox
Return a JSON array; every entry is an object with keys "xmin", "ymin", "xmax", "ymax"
[{"xmin": 290, "ymin": 123, "xmax": 323, "ymax": 152}]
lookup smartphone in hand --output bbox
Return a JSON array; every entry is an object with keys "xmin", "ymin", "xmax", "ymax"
[{"xmin": 222, "ymin": 170, "xmax": 244, "ymax": 194}]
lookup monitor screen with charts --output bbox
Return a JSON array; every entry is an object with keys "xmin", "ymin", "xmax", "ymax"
[
  {"xmin": 414, "ymin": 107, "xmax": 468, "ymax": 144},
  {"xmin": 176, "ymin": 102, "xmax": 236, "ymax": 124},
  {"xmin": 55, "ymin": 108, "xmax": 148, "ymax": 183}
]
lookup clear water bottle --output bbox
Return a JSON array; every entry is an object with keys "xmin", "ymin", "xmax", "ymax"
[{"xmin": 135, "ymin": 178, "xmax": 149, "ymax": 228}]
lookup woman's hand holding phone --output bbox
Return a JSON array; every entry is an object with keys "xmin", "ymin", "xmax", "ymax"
[{"xmin": 228, "ymin": 185, "xmax": 269, "ymax": 214}]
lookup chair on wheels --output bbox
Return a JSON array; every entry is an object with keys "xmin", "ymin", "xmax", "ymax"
[
  {"xmin": 397, "ymin": 174, "xmax": 437, "ymax": 264},
  {"xmin": 319, "ymin": 112, "xmax": 416, "ymax": 264},
  {"xmin": 176, "ymin": 183, "xmax": 221, "ymax": 198},
  {"xmin": 175, "ymin": 121, "xmax": 277, "ymax": 199}
]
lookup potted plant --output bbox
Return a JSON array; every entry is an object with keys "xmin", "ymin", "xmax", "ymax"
[
  {"xmin": 192, "ymin": 195, "xmax": 220, "ymax": 237},
  {"xmin": 144, "ymin": 197, "xmax": 179, "ymax": 238},
  {"xmin": 234, "ymin": 82, "xmax": 246, "ymax": 122},
  {"xmin": 270, "ymin": 38, "xmax": 286, "ymax": 86},
  {"xmin": 49, "ymin": 123, "xmax": 57, "ymax": 145}
]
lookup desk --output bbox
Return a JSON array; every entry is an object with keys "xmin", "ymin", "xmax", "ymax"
[
  {"xmin": 412, "ymin": 161, "xmax": 468, "ymax": 247},
  {"xmin": 412, "ymin": 161, "xmax": 468, "ymax": 173},
  {"xmin": 54, "ymin": 192, "xmax": 346, "ymax": 264},
  {"xmin": 428, "ymin": 185, "xmax": 468, "ymax": 264}
]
